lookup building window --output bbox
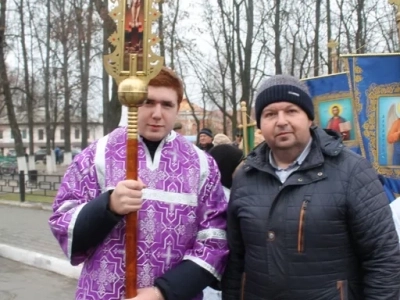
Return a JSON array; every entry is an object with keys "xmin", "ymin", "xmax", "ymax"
[
  {"xmin": 13, "ymin": 130, "xmax": 27, "ymax": 139},
  {"xmin": 60, "ymin": 129, "xmax": 65, "ymax": 140},
  {"xmin": 75, "ymin": 129, "xmax": 80, "ymax": 139},
  {"xmin": 38, "ymin": 129, "xmax": 44, "ymax": 140},
  {"xmin": 87, "ymin": 130, "xmax": 90, "ymax": 139},
  {"xmin": 0, "ymin": 130, "xmax": 3, "ymax": 139}
]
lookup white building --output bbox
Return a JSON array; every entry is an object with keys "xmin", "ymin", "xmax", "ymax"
[{"xmin": 0, "ymin": 107, "xmax": 103, "ymax": 155}]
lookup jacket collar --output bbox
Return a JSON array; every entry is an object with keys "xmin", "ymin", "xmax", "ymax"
[{"xmin": 244, "ymin": 126, "xmax": 344, "ymax": 173}]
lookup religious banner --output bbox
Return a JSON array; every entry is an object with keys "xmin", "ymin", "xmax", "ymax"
[
  {"xmin": 343, "ymin": 53, "xmax": 400, "ymax": 195},
  {"xmin": 302, "ymin": 72, "xmax": 364, "ymax": 155}
]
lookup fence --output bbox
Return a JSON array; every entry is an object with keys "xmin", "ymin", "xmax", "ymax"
[
  {"xmin": 0, "ymin": 156, "xmax": 17, "ymax": 163},
  {"xmin": 0, "ymin": 171, "xmax": 62, "ymax": 202}
]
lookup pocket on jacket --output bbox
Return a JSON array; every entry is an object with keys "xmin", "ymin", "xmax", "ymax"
[
  {"xmin": 337, "ymin": 280, "xmax": 348, "ymax": 300},
  {"xmin": 241, "ymin": 273, "xmax": 246, "ymax": 300},
  {"xmin": 297, "ymin": 197, "xmax": 311, "ymax": 253}
]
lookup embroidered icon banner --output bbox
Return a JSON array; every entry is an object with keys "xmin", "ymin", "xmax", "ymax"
[
  {"xmin": 343, "ymin": 53, "xmax": 400, "ymax": 198},
  {"xmin": 303, "ymin": 72, "xmax": 363, "ymax": 155}
]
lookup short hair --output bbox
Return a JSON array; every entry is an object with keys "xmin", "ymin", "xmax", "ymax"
[
  {"xmin": 332, "ymin": 105, "xmax": 340, "ymax": 111},
  {"xmin": 149, "ymin": 67, "xmax": 184, "ymax": 105}
]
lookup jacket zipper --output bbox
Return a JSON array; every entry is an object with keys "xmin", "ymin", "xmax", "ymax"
[
  {"xmin": 297, "ymin": 199, "xmax": 310, "ymax": 253},
  {"xmin": 337, "ymin": 280, "xmax": 345, "ymax": 300},
  {"xmin": 241, "ymin": 273, "xmax": 246, "ymax": 300}
]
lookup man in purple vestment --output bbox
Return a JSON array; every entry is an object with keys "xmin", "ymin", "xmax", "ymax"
[{"xmin": 49, "ymin": 67, "xmax": 229, "ymax": 300}]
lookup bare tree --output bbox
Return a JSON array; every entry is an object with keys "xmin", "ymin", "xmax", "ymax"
[
  {"xmin": 281, "ymin": 1, "xmax": 314, "ymax": 77},
  {"xmin": 157, "ymin": 0, "xmax": 165, "ymax": 59},
  {"xmin": 45, "ymin": 0, "xmax": 52, "ymax": 169},
  {"xmin": 15, "ymin": 0, "xmax": 35, "ymax": 169},
  {"xmin": 355, "ymin": 0, "xmax": 365, "ymax": 53},
  {"xmin": 94, "ymin": 0, "xmax": 120, "ymax": 134},
  {"xmin": 51, "ymin": 0, "xmax": 76, "ymax": 163},
  {"xmin": 174, "ymin": 49, "xmax": 200, "ymax": 133},
  {"xmin": 274, "ymin": 0, "xmax": 283, "ymax": 74},
  {"xmin": 196, "ymin": 0, "xmax": 264, "ymax": 133},
  {"xmin": 74, "ymin": 0, "xmax": 95, "ymax": 149},
  {"xmin": 0, "ymin": 0, "xmax": 25, "ymax": 169},
  {"xmin": 327, "ymin": 0, "xmax": 333, "ymax": 73},
  {"xmin": 157, "ymin": 0, "xmax": 206, "ymax": 134},
  {"xmin": 377, "ymin": 5, "xmax": 399, "ymax": 51},
  {"xmin": 2, "ymin": 0, "xmax": 398, "ymax": 163},
  {"xmin": 314, "ymin": 0, "xmax": 322, "ymax": 75}
]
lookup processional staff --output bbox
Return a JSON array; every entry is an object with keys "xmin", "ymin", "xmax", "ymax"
[
  {"xmin": 240, "ymin": 101, "xmax": 249, "ymax": 155},
  {"xmin": 327, "ymin": 39, "xmax": 338, "ymax": 74},
  {"xmin": 388, "ymin": 0, "xmax": 400, "ymax": 44},
  {"xmin": 103, "ymin": 0, "xmax": 164, "ymax": 297},
  {"xmin": 239, "ymin": 101, "xmax": 257, "ymax": 156}
]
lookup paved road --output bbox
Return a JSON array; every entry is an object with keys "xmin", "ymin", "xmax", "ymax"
[
  {"xmin": 0, "ymin": 204, "xmax": 64, "ymax": 258},
  {"xmin": 0, "ymin": 257, "xmax": 77, "ymax": 300}
]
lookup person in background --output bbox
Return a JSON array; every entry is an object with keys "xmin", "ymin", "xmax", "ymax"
[
  {"xmin": 49, "ymin": 67, "xmax": 229, "ymax": 300},
  {"xmin": 54, "ymin": 146, "xmax": 61, "ymax": 165},
  {"xmin": 231, "ymin": 129, "xmax": 242, "ymax": 149},
  {"xmin": 222, "ymin": 74, "xmax": 400, "ymax": 299},
  {"xmin": 254, "ymin": 129, "xmax": 265, "ymax": 147},
  {"xmin": 206, "ymin": 144, "xmax": 244, "ymax": 300},
  {"xmin": 213, "ymin": 134, "xmax": 232, "ymax": 146},
  {"xmin": 209, "ymin": 144, "xmax": 244, "ymax": 199},
  {"xmin": 197, "ymin": 128, "xmax": 214, "ymax": 152}
]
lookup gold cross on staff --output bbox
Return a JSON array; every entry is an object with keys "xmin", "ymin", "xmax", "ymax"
[
  {"xmin": 327, "ymin": 39, "xmax": 338, "ymax": 73},
  {"xmin": 327, "ymin": 39, "xmax": 338, "ymax": 50}
]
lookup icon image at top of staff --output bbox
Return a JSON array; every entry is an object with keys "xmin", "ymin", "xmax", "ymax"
[{"xmin": 129, "ymin": 0, "xmax": 141, "ymax": 28}]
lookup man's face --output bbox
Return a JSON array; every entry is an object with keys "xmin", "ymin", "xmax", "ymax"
[
  {"xmin": 332, "ymin": 107, "xmax": 339, "ymax": 116},
  {"xmin": 235, "ymin": 135, "xmax": 242, "ymax": 143},
  {"xmin": 260, "ymin": 102, "xmax": 312, "ymax": 150},
  {"xmin": 138, "ymin": 86, "xmax": 179, "ymax": 142},
  {"xmin": 199, "ymin": 134, "xmax": 212, "ymax": 145}
]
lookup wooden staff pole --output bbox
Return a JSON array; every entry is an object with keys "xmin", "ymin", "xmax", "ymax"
[
  {"xmin": 103, "ymin": 0, "xmax": 164, "ymax": 295},
  {"xmin": 126, "ymin": 108, "xmax": 139, "ymax": 298},
  {"xmin": 118, "ymin": 55, "xmax": 149, "ymax": 298},
  {"xmin": 241, "ymin": 101, "xmax": 249, "ymax": 156}
]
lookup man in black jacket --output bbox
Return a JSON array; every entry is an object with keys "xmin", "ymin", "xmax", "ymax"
[{"xmin": 222, "ymin": 74, "xmax": 400, "ymax": 300}]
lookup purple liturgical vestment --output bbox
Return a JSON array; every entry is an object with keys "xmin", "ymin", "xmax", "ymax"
[{"xmin": 49, "ymin": 128, "xmax": 229, "ymax": 300}]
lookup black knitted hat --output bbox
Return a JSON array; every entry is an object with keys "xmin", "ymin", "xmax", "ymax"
[
  {"xmin": 199, "ymin": 128, "xmax": 213, "ymax": 138},
  {"xmin": 209, "ymin": 144, "xmax": 244, "ymax": 189},
  {"xmin": 255, "ymin": 75, "xmax": 314, "ymax": 128}
]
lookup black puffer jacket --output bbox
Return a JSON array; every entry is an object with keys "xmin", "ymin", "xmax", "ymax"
[{"xmin": 222, "ymin": 127, "xmax": 400, "ymax": 300}]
